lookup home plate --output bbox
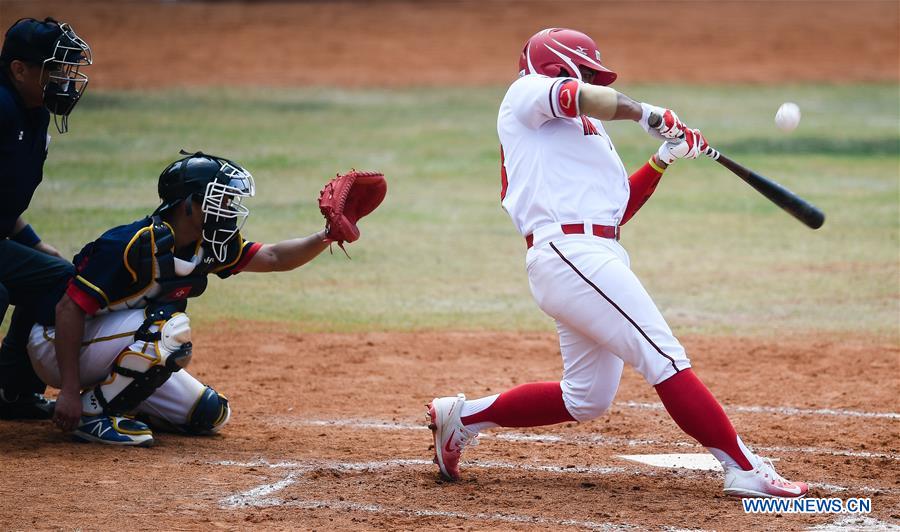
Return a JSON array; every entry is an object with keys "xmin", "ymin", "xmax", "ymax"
[{"xmin": 618, "ymin": 453, "xmax": 723, "ymax": 471}]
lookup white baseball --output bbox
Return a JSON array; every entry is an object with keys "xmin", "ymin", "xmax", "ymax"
[{"xmin": 775, "ymin": 102, "xmax": 801, "ymax": 132}]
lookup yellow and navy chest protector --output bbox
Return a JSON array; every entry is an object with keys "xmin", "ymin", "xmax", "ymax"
[
  {"xmin": 61, "ymin": 214, "xmax": 257, "ymax": 428},
  {"xmin": 67, "ymin": 215, "xmax": 259, "ymax": 318}
]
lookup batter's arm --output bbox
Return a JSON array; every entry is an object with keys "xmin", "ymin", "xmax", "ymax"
[
  {"xmin": 578, "ymin": 85, "xmax": 642, "ymax": 121},
  {"xmin": 578, "ymin": 85, "xmax": 684, "ymax": 140},
  {"xmin": 621, "ymin": 155, "xmax": 669, "ymax": 225},
  {"xmin": 53, "ymin": 294, "xmax": 86, "ymax": 432},
  {"xmin": 241, "ymin": 230, "xmax": 331, "ymax": 273}
]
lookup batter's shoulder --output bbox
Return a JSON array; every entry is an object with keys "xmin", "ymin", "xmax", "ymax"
[{"xmin": 503, "ymin": 74, "xmax": 564, "ymax": 105}]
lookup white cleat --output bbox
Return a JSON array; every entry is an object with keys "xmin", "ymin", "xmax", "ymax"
[
  {"xmin": 724, "ymin": 455, "xmax": 808, "ymax": 498},
  {"xmin": 426, "ymin": 393, "xmax": 478, "ymax": 481}
]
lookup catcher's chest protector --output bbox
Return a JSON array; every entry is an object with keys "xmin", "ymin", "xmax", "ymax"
[{"xmin": 120, "ymin": 216, "xmax": 242, "ymax": 308}]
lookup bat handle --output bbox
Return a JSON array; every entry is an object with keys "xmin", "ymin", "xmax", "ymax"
[
  {"xmin": 647, "ymin": 111, "xmax": 686, "ymax": 140},
  {"xmin": 650, "ymin": 110, "xmax": 719, "ymax": 160}
]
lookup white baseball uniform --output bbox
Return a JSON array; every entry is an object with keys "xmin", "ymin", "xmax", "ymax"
[
  {"xmin": 498, "ymin": 74, "xmax": 691, "ymax": 421},
  {"xmin": 28, "ymin": 309, "xmax": 207, "ymax": 426}
]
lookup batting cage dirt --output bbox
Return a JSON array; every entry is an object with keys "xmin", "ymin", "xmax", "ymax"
[{"xmin": 0, "ymin": 1, "xmax": 898, "ymax": 530}]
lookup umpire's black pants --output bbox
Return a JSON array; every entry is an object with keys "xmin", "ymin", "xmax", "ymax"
[{"xmin": 0, "ymin": 240, "xmax": 74, "ymax": 394}]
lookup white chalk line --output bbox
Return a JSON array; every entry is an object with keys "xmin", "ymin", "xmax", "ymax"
[
  {"xmin": 215, "ymin": 455, "xmax": 889, "ymax": 514},
  {"xmin": 290, "ymin": 418, "xmax": 900, "ymax": 462},
  {"xmin": 620, "ymin": 401, "xmax": 900, "ymax": 420},
  {"xmin": 217, "ymin": 458, "xmax": 644, "ymax": 530},
  {"xmin": 277, "ymin": 498, "xmax": 635, "ymax": 531},
  {"xmin": 806, "ymin": 515, "xmax": 900, "ymax": 531},
  {"xmin": 216, "ymin": 457, "xmax": 625, "ymax": 476}
]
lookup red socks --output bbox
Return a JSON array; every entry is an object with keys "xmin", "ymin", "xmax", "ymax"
[
  {"xmin": 461, "ymin": 382, "xmax": 576, "ymax": 428},
  {"xmin": 654, "ymin": 369, "xmax": 753, "ymax": 470},
  {"xmin": 460, "ymin": 372, "xmax": 753, "ymax": 473}
]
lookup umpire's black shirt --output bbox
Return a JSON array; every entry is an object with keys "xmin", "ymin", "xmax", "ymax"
[{"xmin": 0, "ymin": 73, "xmax": 50, "ymax": 240}]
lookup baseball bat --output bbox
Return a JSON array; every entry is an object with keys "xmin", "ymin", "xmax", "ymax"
[{"xmin": 649, "ymin": 113, "xmax": 825, "ymax": 230}]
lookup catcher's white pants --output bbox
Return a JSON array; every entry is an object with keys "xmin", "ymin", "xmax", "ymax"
[
  {"xmin": 28, "ymin": 309, "xmax": 208, "ymax": 425},
  {"xmin": 526, "ymin": 231, "xmax": 691, "ymax": 422}
]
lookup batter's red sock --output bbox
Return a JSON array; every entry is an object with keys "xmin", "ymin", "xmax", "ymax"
[
  {"xmin": 461, "ymin": 381, "xmax": 576, "ymax": 428},
  {"xmin": 654, "ymin": 369, "xmax": 754, "ymax": 471}
]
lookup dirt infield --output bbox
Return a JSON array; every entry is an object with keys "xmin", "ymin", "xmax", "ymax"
[
  {"xmin": 0, "ymin": 330, "xmax": 897, "ymax": 529},
  {"xmin": 1, "ymin": 1, "xmax": 898, "ymax": 88}
]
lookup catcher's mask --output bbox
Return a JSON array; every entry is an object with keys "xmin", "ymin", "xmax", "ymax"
[
  {"xmin": 1, "ymin": 17, "xmax": 92, "ymax": 133},
  {"xmin": 155, "ymin": 151, "xmax": 256, "ymax": 262},
  {"xmin": 518, "ymin": 28, "xmax": 616, "ymax": 86}
]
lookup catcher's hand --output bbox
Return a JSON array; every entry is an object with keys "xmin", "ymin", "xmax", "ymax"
[{"xmin": 318, "ymin": 169, "xmax": 387, "ymax": 248}]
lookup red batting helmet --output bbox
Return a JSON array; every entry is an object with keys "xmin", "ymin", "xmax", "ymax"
[{"xmin": 518, "ymin": 28, "xmax": 617, "ymax": 86}]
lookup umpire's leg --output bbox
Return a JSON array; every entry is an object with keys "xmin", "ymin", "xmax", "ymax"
[
  {"xmin": 0, "ymin": 282, "xmax": 7, "ymax": 329},
  {"xmin": 0, "ymin": 239, "xmax": 74, "ymax": 419}
]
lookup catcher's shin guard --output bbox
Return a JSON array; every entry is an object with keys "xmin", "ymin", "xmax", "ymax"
[
  {"xmin": 139, "ymin": 385, "xmax": 231, "ymax": 435},
  {"xmin": 186, "ymin": 386, "xmax": 230, "ymax": 434},
  {"xmin": 82, "ymin": 313, "xmax": 193, "ymax": 416}
]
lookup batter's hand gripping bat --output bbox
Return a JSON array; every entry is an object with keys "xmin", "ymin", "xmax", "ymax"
[{"xmin": 649, "ymin": 113, "xmax": 825, "ymax": 230}]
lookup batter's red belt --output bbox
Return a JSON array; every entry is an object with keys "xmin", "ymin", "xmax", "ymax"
[{"xmin": 526, "ymin": 223, "xmax": 620, "ymax": 249}]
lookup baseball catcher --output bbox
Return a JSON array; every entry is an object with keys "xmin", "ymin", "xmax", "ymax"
[{"xmin": 26, "ymin": 152, "xmax": 385, "ymax": 445}]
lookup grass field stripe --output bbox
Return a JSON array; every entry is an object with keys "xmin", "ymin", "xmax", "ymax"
[
  {"xmin": 281, "ymin": 418, "xmax": 900, "ymax": 461},
  {"xmin": 620, "ymin": 400, "xmax": 900, "ymax": 419}
]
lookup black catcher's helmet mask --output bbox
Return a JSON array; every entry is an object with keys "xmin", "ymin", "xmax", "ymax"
[
  {"xmin": 1, "ymin": 17, "xmax": 92, "ymax": 133},
  {"xmin": 156, "ymin": 151, "xmax": 256, "ymax": 262}
]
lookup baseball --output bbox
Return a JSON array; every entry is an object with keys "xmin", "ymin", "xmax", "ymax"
[{"xmin": 775, "ymin": 102, "xmax": 801, "ymax": 132}]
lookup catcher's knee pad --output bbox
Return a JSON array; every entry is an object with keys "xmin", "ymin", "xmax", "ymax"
[
  {"xmin": 184, "ymin": 386, "xmax": 230, "ymax": 435},
  {"xmin": 82, "ymin": 312, "xmax": 193, "ymax": 416}
]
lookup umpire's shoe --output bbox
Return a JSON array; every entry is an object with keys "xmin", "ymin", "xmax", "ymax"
[
  {"xmin": 73, "ymin": 415, "xmax": 154, "ymax": 446},
  {"xmin": 0, "ymin": 389, "xmax": 55, "ymax": 420}
]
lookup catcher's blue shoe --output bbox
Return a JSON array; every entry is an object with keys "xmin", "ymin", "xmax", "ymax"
[{"xmin": 73, "ymin": 415, "xmax": 154, "ymax": 446}]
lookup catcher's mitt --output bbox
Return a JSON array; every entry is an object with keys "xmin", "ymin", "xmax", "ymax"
[{"xmin": 318, "ymin": 170, "xmax": 387, "ymax": 249}]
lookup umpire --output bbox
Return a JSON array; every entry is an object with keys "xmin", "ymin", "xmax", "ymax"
[{"xmin": 0, "ymin": 17, "xmax": 91, "ymax": 419}]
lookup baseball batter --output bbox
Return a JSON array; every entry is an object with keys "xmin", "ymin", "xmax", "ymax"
[
  {"xmin": 428, "ymin": 28, "xmax": 808, "ymax": 498},
  {"xmin": 28, "ymin": 151, "xmax": 385, "ymax": 445}
]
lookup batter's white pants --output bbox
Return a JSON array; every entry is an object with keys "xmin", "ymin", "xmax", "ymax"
[
  {"xmin": 27, "ymin": 309, "xmax": 210, "ymax": 426},
  {"xmin": 526, "ymin": 233, "xmax": 691, "ymax": 422}
]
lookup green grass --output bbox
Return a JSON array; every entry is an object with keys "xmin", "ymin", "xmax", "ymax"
[{"xmin": 16, "ymin": 84, "xmax": 900, "ymax": 336}]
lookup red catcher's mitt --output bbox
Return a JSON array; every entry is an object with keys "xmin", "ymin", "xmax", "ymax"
[{"xmin": 318, "ymin": 170, "xmax": 387, "ymax": 246}]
